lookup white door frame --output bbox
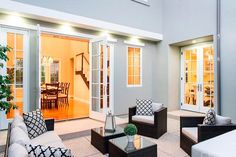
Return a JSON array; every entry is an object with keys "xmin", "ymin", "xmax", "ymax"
[
  {"xmin": 89, "ymin": 37, "xmax": 114, "ymax": 121},
  {"xmin": 181, "ymin": 42, "xmax": 214, "ymax": 113},
  {"xmin": 0, "ymin": 26, "xmax": 29, "ymax": 129}
]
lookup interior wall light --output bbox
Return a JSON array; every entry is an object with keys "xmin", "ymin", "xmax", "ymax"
[{"xmin": 41, "ymin": 56, "xmax": 53, "ymax": 65}]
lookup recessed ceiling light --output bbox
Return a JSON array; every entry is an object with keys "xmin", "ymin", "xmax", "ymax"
[{"xmin": 192, "ymin": 40, "xmax": 197, "ymax": 44}]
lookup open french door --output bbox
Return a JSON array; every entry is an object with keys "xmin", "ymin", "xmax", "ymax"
[
  {"xmin": 89, "ymin": 37, "xmax": 114, "ymax": 121},
  {"xmin": 0, "ymin": 27, "xmax": 29, "ymax": 130}
]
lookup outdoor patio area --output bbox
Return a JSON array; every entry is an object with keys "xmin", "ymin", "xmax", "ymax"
[{"xmin": 0, "ymin": 116, "xmax": 189, "ymax": 157}]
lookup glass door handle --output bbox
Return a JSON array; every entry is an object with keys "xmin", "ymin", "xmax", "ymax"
[
  {"xmin": 197, "ymin": 84, "xmax": 200, "ymax": 92},
  {"xmin": 200, "ymin": 84, "xmax": 203, "ymax": 92}
]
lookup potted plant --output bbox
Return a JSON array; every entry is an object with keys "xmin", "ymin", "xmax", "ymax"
[
  {"xmin": 124, "ymin": 124, "xmax": 138, "ymax": 143},
  {"xmin": 0, "ymin": 45, "xmax": 16, "ymax": 113}
]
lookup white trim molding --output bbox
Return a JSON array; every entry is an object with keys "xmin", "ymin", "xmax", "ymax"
[{"xmin": 0, "ymin": 0, "xmax": 163, "ymax": 41}]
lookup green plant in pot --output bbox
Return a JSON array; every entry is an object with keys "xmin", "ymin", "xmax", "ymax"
[
  {"xmin": 0, "ymin": 45, "xmax": 16, "ymax": 113},
  {"xmin": 124, "ymin": 124, "xmax": 137, "ymax": 143}
]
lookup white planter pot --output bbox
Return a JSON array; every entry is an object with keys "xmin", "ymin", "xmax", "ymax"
[{"xmin": 127, "ymin": 135, "xmax": 134, "ymax": 143}]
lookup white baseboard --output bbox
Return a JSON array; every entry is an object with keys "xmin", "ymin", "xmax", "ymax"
[{"xmin": 73, "ymin": 97, "xmax": 89, "ymax": 104}]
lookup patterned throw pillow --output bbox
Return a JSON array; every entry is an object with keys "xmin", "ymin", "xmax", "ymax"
[
  {"xmin": 136, "ymin": 99, "xmax": 153, "ymax": 116},
  {"xmin": 23, "ymin": 110, "xmax": 47, "ymax": 139},
  {"xmin": 26, "ymin": 144, "xmax": 73, "ymax": 157},
  {"xmin": 203, "ymin": 109, "xmax": 216, "ymax": 125}
]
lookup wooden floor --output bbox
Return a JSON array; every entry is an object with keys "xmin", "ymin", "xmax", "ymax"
[{"xmin": 41, "ymin": 98, "xmax": 89, "ymax": 121}]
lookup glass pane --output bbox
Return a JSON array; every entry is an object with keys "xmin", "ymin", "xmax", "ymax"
[
  {"xmin": 92, "ymin": 98, "xmax": 99, "ymax": 112},
  {"xmin": 134, "ymin": 76, "xmax": 141, "ymax": 85},
  {"xmin": 7, "ymin": 68, "xmax": 14, "ymax": 84},
  {"xmin": 16, "ymin": 51, "xmax": 23, "ymax": 60},
  {"xmin": 92, "ymin": 84, "xmax": 99, "ymax": 98},
  {"xmin": 134, "ymin": 67, "xmax": 140, "ymax": 76},
  {"xmin": 128, "ymin": 76, "xmax": 134, "ymax": 85},
  {"xmin": 184, "ymin": 83, "xmax": 197, "ymax": 105},
  {"xmin": 16, "ymin": 67, "xmax": 23, "ymax": 85},
  {"xmin": 16, "ymin": 34, "xmax": 23, "ymax": 50},
  {"xmin": 92, "ymin": 56, "xmax": 99, "ymax": 69},
  {"xmin": 92, "ymin": 42, "xmax": 99, "ymax": 55},
  {"xmin": 92, "ymin": 70, "xmax": 99, "ymax": 83},
  {"xmin": 7, "ymin": 33, "xmax": 15, "ymax": 48}
]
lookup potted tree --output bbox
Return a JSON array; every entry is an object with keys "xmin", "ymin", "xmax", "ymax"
[
  {"xmin": 124, "ymin": 123, "xmax": 138, "ymax": 143},
  {"xmin": 0, "ymin": 45, "xmax": 16, "ymax": 113}
]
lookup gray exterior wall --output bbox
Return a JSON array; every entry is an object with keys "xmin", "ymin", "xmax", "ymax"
[
  {"xmin": 12, "ymin": 0, "xmax": 162, "ymax": 33},
  {"xmin": 153, "ymin": 0, "xmax": 217, "ymax": 111},
  {"xmin": 113, "ymin": 37, "xmax": 156, "ymax": 115},
  {"xmin": 221, "ymin": 1, "xmax": 236, "ymax": 122}
]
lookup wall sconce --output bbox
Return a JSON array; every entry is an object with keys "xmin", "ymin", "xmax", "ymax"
[{"xmin": 41, "ymin": 56, "xmax": 53, "ymax": 65}]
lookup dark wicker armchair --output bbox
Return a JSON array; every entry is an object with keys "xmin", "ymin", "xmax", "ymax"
[
  {"xmin": 129, "ymin": 106, "xmax": 167, "ymax": 139},
  {"xmin": 180, "ymin": 116, "xmax": 236, "ymax": 156}
]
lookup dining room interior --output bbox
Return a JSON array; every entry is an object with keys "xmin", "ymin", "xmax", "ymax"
[{"xmin": 40, "ymin": 33, "xmax": 90, "ymax": 121}]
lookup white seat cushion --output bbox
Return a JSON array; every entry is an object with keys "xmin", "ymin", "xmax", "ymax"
[
  {"xmin": 29, "ymin": 131, "xmax": 62, "ymax": 146},
  {"xmin": 8, "ymin": 143, "xmax": 28, "ymax": 157},
  {"xmin": 45, "ymin": 141, "xmax": 65, "ymax": 148},
  {"xmin": 132, "ymin": 115, "xmax": 154, "ymax": 124},
  {"xmin": 182, "ymin": 127, "xmax": 198, "ymax": 143},
  {"xmin": 192, "ymin": 130, "xmax": 236, "ymax": 157}
]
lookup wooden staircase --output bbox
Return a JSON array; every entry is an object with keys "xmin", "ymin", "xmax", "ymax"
[
  {"xmin": 75, "ymin": 71, "xmax": 89, "ymax": 88},
  {"xmin": 75, "ymin": 53, "xmax": 89, "ymax": 88}
]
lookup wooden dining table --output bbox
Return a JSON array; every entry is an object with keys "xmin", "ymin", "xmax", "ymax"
[{"xmin": 41, "ymin": 86, "xmax": 62, "ymax": 94}]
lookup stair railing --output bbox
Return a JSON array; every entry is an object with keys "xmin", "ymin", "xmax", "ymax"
[{"xmin": 75, "ymin": 52, "xmax": 90, "ymax": 87}]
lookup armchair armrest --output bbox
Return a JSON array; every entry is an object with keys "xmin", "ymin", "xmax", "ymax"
[
  {"xmin": 45, "ymin": 119, "xmax": 54, "ymax": 131},
  {"xmin": 198, "ymin": 123, "xmax": 236, "ymax": 142},
  {"xmin": 129, "ymin": 106, "xmax": 136, "ymax": 123},
  {"xmin": 154, "ymin": 107, "xmax": 167, "ymax": 126},
  {"xmin": 180, "ymin": 116, "xmax": 205, "ymax": 128}
]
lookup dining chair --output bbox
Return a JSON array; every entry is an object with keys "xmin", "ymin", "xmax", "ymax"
[
  {"xmin": 43, "ymin": 83, "xmax": 59, "ymax": 109},
  {"xmin": 58, "ymin": 82, "xmax": 70, "ymax": 105}
]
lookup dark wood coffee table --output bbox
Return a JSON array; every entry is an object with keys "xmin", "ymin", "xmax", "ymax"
[
  {"xmin": 91, "ymin": 126, "xmax": 125, "ymax": 154},
  {"xmin": 108, "ymin": 135, "xmax": 157, "ymax": 157}
]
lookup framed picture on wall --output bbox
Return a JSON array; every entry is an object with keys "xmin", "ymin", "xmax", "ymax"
[{"xmin": 131, "ymin": 0, "xmax": 150, "ymax": 6}]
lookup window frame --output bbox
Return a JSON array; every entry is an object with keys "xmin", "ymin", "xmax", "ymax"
[
  {"xmin": 41, "ymin": 59, "xmax": 61, "ymax": 84},
  {"xmin": 126, "ymin": 46, "xmax": 143, "ymax": 87},
  {"xmin": 50, "ymin": 60, "xmax": 60, "ymax": 83}
]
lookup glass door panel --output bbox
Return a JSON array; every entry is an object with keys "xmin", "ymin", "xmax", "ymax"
[
  {"xmin": 6, "ymin": 32, "xmax": 24, "ymax": 119},
  {"xmin": 183, "ymin": 49, "xmax": 198, "ymax": 111},
  {"xmin": 90, "ymin": 38, "xmax": 114, "ymax": 121},
  {"xmin": 0, "ymin": 28, "xmax": 28, "ymax": 130},
  {"xmin": 91, "ymin": 41, "xmax": 102, "ymax": 113},
  {"xmin": 202, "ymin": 46, "xmax": 214, "ymax": 109}
]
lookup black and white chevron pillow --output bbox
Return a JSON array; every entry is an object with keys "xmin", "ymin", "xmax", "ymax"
[
  {"xmin": 203, "ymin": 109, "xmax": 216, "ymax": 125},
  {"xmin": 26, "ymin": 144, "xmax": 73, "ymax": 157},
  {"xmin": 136, "ymin": 99, "xmax": 153, "ymax": 116},
  {"xmin": 23, "ymin": 110, "xmax": 47, "ymax": 139}
]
